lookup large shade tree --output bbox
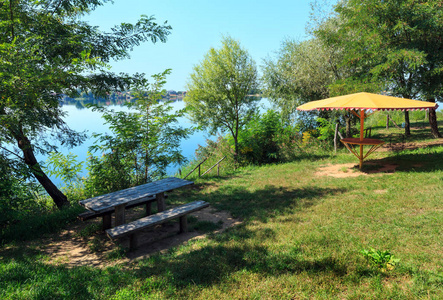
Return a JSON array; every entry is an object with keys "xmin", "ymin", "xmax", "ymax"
[
  {"xmin": 0, "ymin": 0, "xmax": 171, "ymax": 208},
  {"xmin": 185, "ymin": 36, "xmax": 259, "ymax": 163},
  {"xmin": 262, "ymin": 30, "xmax": 361, "ymax": 137},
  {"xmin": 325, "ymin": 0, "xmax": 443, "ymax": 138}
]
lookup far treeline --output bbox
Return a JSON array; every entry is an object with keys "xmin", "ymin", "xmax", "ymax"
[
  {"xmin": 61, "ymin": 90, "xmax": 190, "ymax": 107},
  {"xmin": 1, "ymin": 0, "xmax": 442, "ymax": 220}
]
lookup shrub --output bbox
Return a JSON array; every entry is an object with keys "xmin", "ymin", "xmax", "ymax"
[
  {"xmin": 234, "ymin": 110, "xmax": 303, "ymax": 165},
  {"xmin": 0, "ymin": 154, "xmax": 39, "ymax": 228}
]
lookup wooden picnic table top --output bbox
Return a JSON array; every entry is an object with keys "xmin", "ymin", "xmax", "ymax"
[{"xmin": 79, "ymin": 177, "xmax": 193, "ymax": 213}]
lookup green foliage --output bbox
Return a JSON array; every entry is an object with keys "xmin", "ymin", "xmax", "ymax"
[
  {"xmin": 85, "ymin": 150, "xmax": 133, "ymax": 196},
  {"xmin": 46, "ymin": 152, "xmax": 84, "ymax": 189},
  {"xmin": 0, "ymin": 153, "xmax": 39, "ymax": 227},
  {"xmin": 360, "ymin": 248, "xmax": 400, "ymax": 272},
  {"xmin": 332, "ymin": 0, "xmax": 443, "ymax": 101},
  {"xmin": 316, "ymin": 117, "xmax": 336, "ymax": 142},
  {"xmin": 262, "ymin": 38, "xmax": 341, "ymax": 118},
  {"xmin": 0, "ymin": 0, "xmax": 171, "ymax": 208},
  {"xmin": 185, "ymin": 35, "xmax": 260, "ymax": 162},
  {"xmin": 261, "ymin": 34, "xmax": 357, "ymax": 135},
  {"xmin": 180, "ymin": 136, "xmax": 237, "ymax": 180},
  {"xmin": 317, "ymin": 0, "xmax": 443, "ymax": 137},
  {"xmin": 183, "ymin": 109, "xmax": 333, "ymax": 174},
  {"xmin": 86, "ymin": 71, "xmax": 191, "ymax": 195},
  {"xmin": 235, "ymin": 110, "xmax": 294, "ymax": 165}
]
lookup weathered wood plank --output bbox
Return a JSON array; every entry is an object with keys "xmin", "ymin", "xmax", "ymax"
[
  {"xmin": 79, "ymin": 177, "xmax": 193, "ymax": 213},
  {"xmin": 78, "ymin": 195, "xmax": 158, "ymax": 221},
  {"xmin": 106, "ymin": 201, "xmax": 209, "ymax": 239}
]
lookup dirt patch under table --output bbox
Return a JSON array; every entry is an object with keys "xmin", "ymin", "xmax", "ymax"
[
  {"xmin": 315, "ymin": 163, "xmax": 399, "ymax": 178},
  {"xmin": 40, "ymin": 206, "xmax": 241, "ymax": 268}
]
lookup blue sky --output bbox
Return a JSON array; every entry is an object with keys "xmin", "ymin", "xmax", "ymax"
[{"xmin": 85, "ymin": 0, "xmax": 335, "ymax": 91}]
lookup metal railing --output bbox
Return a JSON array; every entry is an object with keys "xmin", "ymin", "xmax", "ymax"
[{"xmin": 183, "ymin": 156, "xmax": 226, "ymax": 179}]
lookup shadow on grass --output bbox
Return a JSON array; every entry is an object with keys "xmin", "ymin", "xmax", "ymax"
[
  {"xmin": 135, "ymin": 243, "xmax": 348, "ymax": 290},
  {"xmin": 203, "ymin": 185, "xmax": 346, "ymax": 222},
  {"xmin": 375, "ymin": 123, "xmax": 442, "ymax": 143},
  {"xmin": 1, "ymin": 238, "xmax": 441, "ymax": 298},
  {"xmin": 361, "ymin": 147, "xmax": 443, "ymax": 174},
  {"xmin": 0, "ymin": 248, "xmax": 111, "ymax": 299},
  {"xmin": 0, "ymin": 205, "xmax": 84, "ymax": 246},
  {"xmin": 0, "ymin": 238, "xmax": 346, "ymax": 299}
]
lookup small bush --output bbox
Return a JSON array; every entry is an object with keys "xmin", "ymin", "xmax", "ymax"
[{"xmin": 360, "ymin": 248, "xmax": 400, "ymax": 272}]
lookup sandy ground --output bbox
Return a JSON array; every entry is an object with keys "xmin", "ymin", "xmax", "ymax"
[
  {"xmin": 40, "ymin": 206, "xmax": 241, "ymax": 268},
  {"xmin": 314, "ymin": 162, "xmax": 399, "ymax": 178}
]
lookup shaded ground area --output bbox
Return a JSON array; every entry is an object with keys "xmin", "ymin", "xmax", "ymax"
[
  {"xmin": 317, "ymin": 139, "xmax": 443, "ymax": 178},
  {"xmin": 38, "ymin": 206, "xmax": 240, "ymax": 268},
  {"xmin": 380, "ymin": 138, "xmax": 443, "ymax": 152}
]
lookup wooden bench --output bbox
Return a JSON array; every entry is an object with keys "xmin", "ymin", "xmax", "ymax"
[
  {"xmin": 78, "ymin": 194, "xmax": 167, "ymax": 229},
  {"xmin": 106, "ymin": 200, "xmax": 209, "ymax": 250}
]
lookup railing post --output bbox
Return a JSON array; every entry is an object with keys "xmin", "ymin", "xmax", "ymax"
[
  {"xmin": 183, "ymin": 158, "xmax": 207, "ymax": 179},
  {"xmin": 201, "ymin": 156, "xmax": 226, "ymax": 177}
]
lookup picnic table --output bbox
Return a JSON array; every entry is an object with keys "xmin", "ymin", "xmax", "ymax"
[
  {"xmin": 340, "ymin": 138, "xmax": 385, "ymax": 168},
  {"xmin": 79, "ymin": 177, "xmax": 194, "ymax": 229}
]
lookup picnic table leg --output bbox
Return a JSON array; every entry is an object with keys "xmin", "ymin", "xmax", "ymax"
[
  {"xmin": 102, "ymin": 214, "xmax": 112, "ymax": 230},
  {"xmin": 179, "ymin": 215, "xmax": 188, "ymax": 233},
  {"xmin": 114, "ymin": 204, "xmax": 126, "ymax": 226},
  {"xmin": 145, "ymin": 202, "xmax": 152, "ymax": 216},
  {"xmin": 156, "ymin": 192, "xmax": 166, "ymax": 212},
  {"xmin": 129, "ymin": 234, "xmax": 138, "ymax": 251}
]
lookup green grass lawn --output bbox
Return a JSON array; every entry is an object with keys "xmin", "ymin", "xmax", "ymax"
[{"xmin": 1, "ymin": 141, "xmax": 442, "ymax": 299}]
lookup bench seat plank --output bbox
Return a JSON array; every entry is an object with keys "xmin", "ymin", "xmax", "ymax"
[{"xmin": 106, "ymin": 200, "xmax": 209, "ymax": 239}]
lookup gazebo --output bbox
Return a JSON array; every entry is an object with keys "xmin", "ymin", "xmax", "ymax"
[{"xmin": 297, "ymin": 92, "xmax": 438, "ymax": 168}]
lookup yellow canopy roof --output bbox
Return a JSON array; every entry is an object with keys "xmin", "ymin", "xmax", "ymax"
[{"xmin": 297, "ymin": 92, "xmax": 438, "ymax": 111}]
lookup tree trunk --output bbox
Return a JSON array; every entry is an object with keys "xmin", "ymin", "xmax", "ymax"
[
  {"xmin": 428, "ymin": 109, "xmax": 442, "ymax": 138},
  {"xmin": 386, "ymin": 114, "xmax": 389, "ymax": 130},
  {"xmin": 427, "ymin": 98, "xmax": 441, "ymax": 138},
  {"xmin": 345, "ymin": 114, "xmax": 352, "ymax": 138},
  {"xmin": 16, "ymin": 132, "xmax": 69, "ymax": 209},
  {"xmin": 404, "ymin": 111, "xmax": 411, "ymax": 136},
  {"xmin": 233, "ymin": 134, "xmax": 239, "ymax": 168}
]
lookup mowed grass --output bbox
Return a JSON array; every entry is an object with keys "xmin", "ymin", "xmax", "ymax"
[{"xmin": 1, "ymin": 145, "xmax": 442, "ymax": 299}]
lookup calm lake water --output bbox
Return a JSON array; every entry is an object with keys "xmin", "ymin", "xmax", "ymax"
[{"xmin": 48, "ymin": 98, "xmax": 270, "ymax": 186}]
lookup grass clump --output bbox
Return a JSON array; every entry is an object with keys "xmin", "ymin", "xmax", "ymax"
[{"xmin": 360, "ymin": 248, "xmax": 400, "ymax": 272}]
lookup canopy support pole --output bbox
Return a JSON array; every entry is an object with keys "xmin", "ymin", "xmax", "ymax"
[{"xmin": 359, "ymin": 110, "xmax": 365, "ymax": 168}]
